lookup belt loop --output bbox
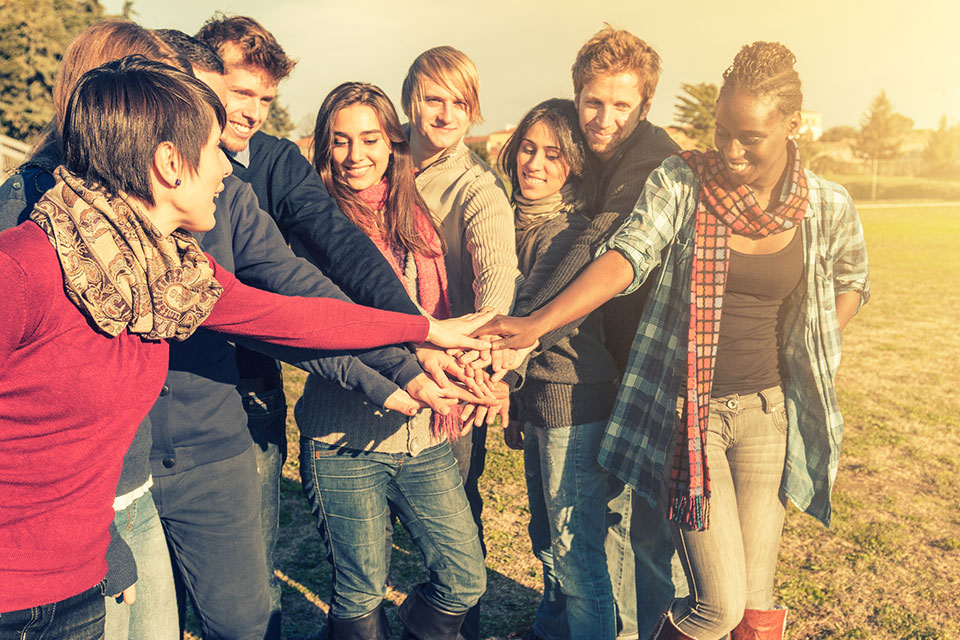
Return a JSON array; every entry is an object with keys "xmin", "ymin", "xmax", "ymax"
[{"xmin": 759, "ymin": 388, "xmax": 772, "ymax": 413}]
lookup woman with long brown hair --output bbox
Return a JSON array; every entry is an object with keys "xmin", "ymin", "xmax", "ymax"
[{"xmin": 295, "ymin": 82, "xmax": 486, "ymax": 640}]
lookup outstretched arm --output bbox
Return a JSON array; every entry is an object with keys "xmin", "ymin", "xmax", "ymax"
[{"xmin": 480, "ymin": 250, "xmax": 634, "ymax": 349}]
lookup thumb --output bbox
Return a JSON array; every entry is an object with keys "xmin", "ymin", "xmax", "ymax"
[{"xmin": 384, "ymin": 389, "xmax": 419, "ymax": 416}]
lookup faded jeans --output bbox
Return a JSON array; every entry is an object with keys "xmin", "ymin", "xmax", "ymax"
[
  {"xmin": 524, "ymin": 421, "xmax": 617, "ymax": 640},
  {"xmin": 241, "ymin": 385, "xmax": 287, "ymax": 640},
  {"xmin": 666, "ymin": 387, "xmax": 788, "ymax": 639},
  {"xmin": 605, "ymin": 480, "xmax": 687, "ymax": 639},
  {"xmin": 300, "ymin": 439, "xmax": 486, "ymax": 620},
  {"xmin": 104, "ymin": 491, "xmax": 178, "ymax": 640}
]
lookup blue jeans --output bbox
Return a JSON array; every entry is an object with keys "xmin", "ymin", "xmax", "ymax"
[
  {"xmin": 300, "ymin": 439, "xmax": 486, "ymax": 620},
  {"xmin": 104, "ymin": 491, "xmax": 178, "ymax": 640},
  {"xmin": 153, "ymin": 446, "xmax": 270, "ymax": 640},
  {"xmin": 242, "ymin": 385, "xmax": 287, "ymax": 640},
  {"xmin": 524, "ymin": 421, "xmax": 617, "ymax": 640},
  {"xmin": 605, "ymin": 481, "xmax": 687, "ymax": 639},
  {"xmin": 666, "ymin": 388, "xmax": 788, "ymax": 638},
  {"xmin": 0, "ymin": 582, "xmax": 105, "ymax": 640}
]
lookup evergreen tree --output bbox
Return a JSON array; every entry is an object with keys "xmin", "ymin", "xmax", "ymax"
[
  {"xmin": 674, "ymin": 82, "xmax": 718, "ymax": 150},
  {"xmin": 851, "ymin": 91, "xmax": 913, "ymax": 199},
  {"xmin": 261, "ymin": 95, "xmax": 296, "ymax": 139},
  {"xmin": 0, "ymin": 0, "xmax": 104, "ymax": 142},
  {"xmin": 923, "ymin": 116, "xmax": 960, "ymax": 176}
]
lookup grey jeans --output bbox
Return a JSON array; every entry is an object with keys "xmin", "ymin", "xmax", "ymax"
[{"xmin": 665, "ymin": 387, "xmax": 788, "ymax": 639}]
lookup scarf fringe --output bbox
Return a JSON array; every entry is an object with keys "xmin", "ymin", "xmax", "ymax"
[
  {"xmin": 668, "ymin": 494, "xmax": 710, "ymax": 532},
  {"xmin": 432, "ymin": 411, "xmax": 462, "ymax": 442}
]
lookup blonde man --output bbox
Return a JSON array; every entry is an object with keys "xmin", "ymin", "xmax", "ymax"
[{"xmin": 398, "ymin": 46, "xmax": 520, "ymax": 640}]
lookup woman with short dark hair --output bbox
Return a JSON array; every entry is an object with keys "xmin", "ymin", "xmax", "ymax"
[
  {"xmin": 483, "ymin": 42, "xmax": 869, "ymax": 640},
  {"xmin": 0, "ymin": 58, "xmax": 488, "ymax": 639}
]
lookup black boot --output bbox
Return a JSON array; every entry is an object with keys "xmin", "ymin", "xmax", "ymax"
[
  {"xmin": 328, "ymin": 604, "xmax": 391, "ymax": 640},
  {"xmin": 398, "ymin": 585, "xmax": 467, "ymax": 640}
]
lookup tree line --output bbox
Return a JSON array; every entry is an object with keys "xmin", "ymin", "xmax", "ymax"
[
  {"xmin": 1, "ymin": 1, "xmax": 957, "ymax": 190},
  {"xmin": 0, "ymin": 0, "xmax": 296, "ymax": 148}
]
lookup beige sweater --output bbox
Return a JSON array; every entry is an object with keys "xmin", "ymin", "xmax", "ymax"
[{"xmin": 414, "ymin": 141, "xmax": 520, "ymax": 316}]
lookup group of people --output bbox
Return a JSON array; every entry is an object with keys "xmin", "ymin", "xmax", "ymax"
[{"xmin": 0, "ymin": 13, "xmax": 869, "ymax": 640}]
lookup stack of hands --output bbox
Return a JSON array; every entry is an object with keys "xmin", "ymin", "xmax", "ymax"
[{"xmin": 389, "ymin": 309, "xmax": 538, "ymax": 447}]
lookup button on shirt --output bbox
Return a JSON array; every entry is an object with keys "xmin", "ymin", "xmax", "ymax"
[{"xmin": 595, "ymin": 156, "xmax": 870, "ymax": 527}]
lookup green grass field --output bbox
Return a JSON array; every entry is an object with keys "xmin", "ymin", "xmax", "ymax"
[{"xmin": 242, "ymin": 204, "xmax": 960, "ymax": 639}]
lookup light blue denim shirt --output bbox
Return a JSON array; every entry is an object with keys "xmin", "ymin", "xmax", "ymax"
[{"xmin": 596, "ymin": 155, "xmax": 870, "ymax": 527}]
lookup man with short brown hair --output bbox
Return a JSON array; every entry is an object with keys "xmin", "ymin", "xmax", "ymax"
[{"xmin": 510, "ymin": 25, "xmax": 687, "ymax": 640}]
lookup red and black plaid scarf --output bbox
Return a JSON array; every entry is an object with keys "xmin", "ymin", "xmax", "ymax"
[{"xmin": 670, "ymin": 140, "xmax": 809, "ymax": 531}]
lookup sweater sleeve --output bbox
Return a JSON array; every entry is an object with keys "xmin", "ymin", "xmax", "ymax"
[
  {"xmin": 103, "ymin": 522, "xmax": 137, "ymax": 596},
  {"xmin": 516, "ymin": 216, "xmax": 595, "ymax": 355},
  {"xmin": 461, "ymin": 170, "xmax": 520, "ymax": 314},
  {"xmin": 256, "ymin": 136, "xmax": 421, "ymax": 316},
  {"xmin": 225, "ymin": 181, "xmax": 424, "ymax": 397},
  {"xmin": 202, "ymin": 256, "xmax": 429, "ymax": 350},
  {"xmin": 0, "ymin": 254, "xmax": 23, "ymax": 361}
]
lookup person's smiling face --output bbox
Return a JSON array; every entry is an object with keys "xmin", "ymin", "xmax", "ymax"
[
  {"xmin": 174, "ymin": 122, "xmax": 232, "ymax": 232},
  {"xmin": 714, "ymin": 90, "xmax": 800, "ymax": 191},
  {"xmin": 576, "ymin": 71, "xmax": 647, "ymax": 162},
  {"xmin": 217, "ymin": 44, "xmax": 277, "ymax": 152},
  {"xmin": 330, "ymin": 103, "xmax": 392, "ymax": 192},
  {"xmin": 410, "ymin": 77, "xmax": 470, "ymax": 156},
  {"xmin": 516, "ymin": 120, "xmax": 571, "ymax": 201}
]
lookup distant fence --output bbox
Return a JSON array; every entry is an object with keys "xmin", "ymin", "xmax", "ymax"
[{"xmin": 1, "ymin": 134, "xmax": 30, "ymax": 174}]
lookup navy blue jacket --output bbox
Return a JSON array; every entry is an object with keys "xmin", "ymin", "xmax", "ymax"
[
  {"xmin": 230, "ymin": 132, "xmax": 421, "ymax": 383},
  {"xmin": 150, "ymin": 175, "xmax": 424, "ymax": 477}
]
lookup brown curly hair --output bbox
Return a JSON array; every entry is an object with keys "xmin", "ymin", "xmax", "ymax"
[
  {"xmin": 720, "ymin": 41, "xmax": 802, "ymax": 115},
  {"xmin": 196, "ymin": 14, "xmax": 295, "ymax": 83},
  {"xmin": 571, "ymin": 25, "xmax": 661, "ymax": 114}
]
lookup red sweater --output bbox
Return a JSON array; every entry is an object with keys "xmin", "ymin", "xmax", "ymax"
[{"xmin": 0, "ymin": 222, "xmax": 428, "ymax": 611}]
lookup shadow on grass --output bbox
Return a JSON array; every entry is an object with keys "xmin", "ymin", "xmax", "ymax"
[{"xmin": 275, "ymin": 476, "xmax": 541, "ymax": 639}]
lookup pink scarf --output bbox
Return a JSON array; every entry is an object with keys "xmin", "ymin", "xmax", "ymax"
[{"xmin": 354, "ymin": 179, "xmax": 461, "ymax": 441}]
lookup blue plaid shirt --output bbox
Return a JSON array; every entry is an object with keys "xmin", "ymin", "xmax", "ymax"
[{"xmin": 596, "ymin": 156, "xmax": 870, "ymax": 527}]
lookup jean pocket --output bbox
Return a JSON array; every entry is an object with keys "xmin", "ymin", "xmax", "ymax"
[
  {"xmin": 242, "ymin": 387, "xmax": 286, "ymax": 418},
  {"xmin": 771, "ymin": 403, "xmax": 788, "ymax": 435}
]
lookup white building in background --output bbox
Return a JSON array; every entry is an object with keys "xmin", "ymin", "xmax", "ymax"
[
  {"xmin": 0, "ymin": 134, "xmax": 30, "ymax": 174},
  {"xmin": 799, "ymin": 110, "xmax": 823, "ymax": 141}
]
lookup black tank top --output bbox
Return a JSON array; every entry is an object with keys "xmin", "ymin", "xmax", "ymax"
[{"xmin": 712, "ymin": 229, "xmax": 803, "ymax": 397}]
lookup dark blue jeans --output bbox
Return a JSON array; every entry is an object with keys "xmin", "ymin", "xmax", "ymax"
[
  {"xmin": 0, "ymin": 582, "xmax": 105, "ymax": 640},
  {"xmin": 300, "ymin": 439, "xmax": 486, "ymax": 620},
  {"xmin": 524, "ymin": 421, "xmax": 617, "ymax": 640},
  {"xmin": 153, "ymin": 446, "xmax": 270, "ymax": 640},
  {"xmin": 242, "ymin": 385, "xmax": 287, "ymax": 640}
]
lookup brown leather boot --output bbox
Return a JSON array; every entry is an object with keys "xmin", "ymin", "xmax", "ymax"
[
  {"xmin": 730, "ymin": 608, "xmax": 787, "ymax": 640},
  {"xmin": 647, "ymin": 611, "xmax": 697, "ymax": 640}
]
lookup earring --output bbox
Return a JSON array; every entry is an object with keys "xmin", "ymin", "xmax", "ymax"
[{"xmin": 175, "ymin": 178, "xmax": 181, "ymax": 187}]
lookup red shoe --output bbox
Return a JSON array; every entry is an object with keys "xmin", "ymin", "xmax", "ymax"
[{"xmin": 730, "ymin": 608, "xmax": 787, "ymax": 640}]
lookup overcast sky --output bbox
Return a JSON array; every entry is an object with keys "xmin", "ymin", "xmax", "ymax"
[{"xmin": 103, "ymin": 0, "xmax": 960, "ymax": 136}]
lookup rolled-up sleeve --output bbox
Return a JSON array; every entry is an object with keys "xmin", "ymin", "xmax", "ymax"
[
  {"xmin": 596, "ymin": 156, "xmax": 696, "ymax": 295},
  {"xmin": 828, "ymin": 188, "xmax": 870, "ymax": 312}
]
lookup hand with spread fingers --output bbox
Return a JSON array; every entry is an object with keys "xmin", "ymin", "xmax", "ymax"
[{"xmin": 416, "ymin": 345, "xmax": 494, "ymax": 401}]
